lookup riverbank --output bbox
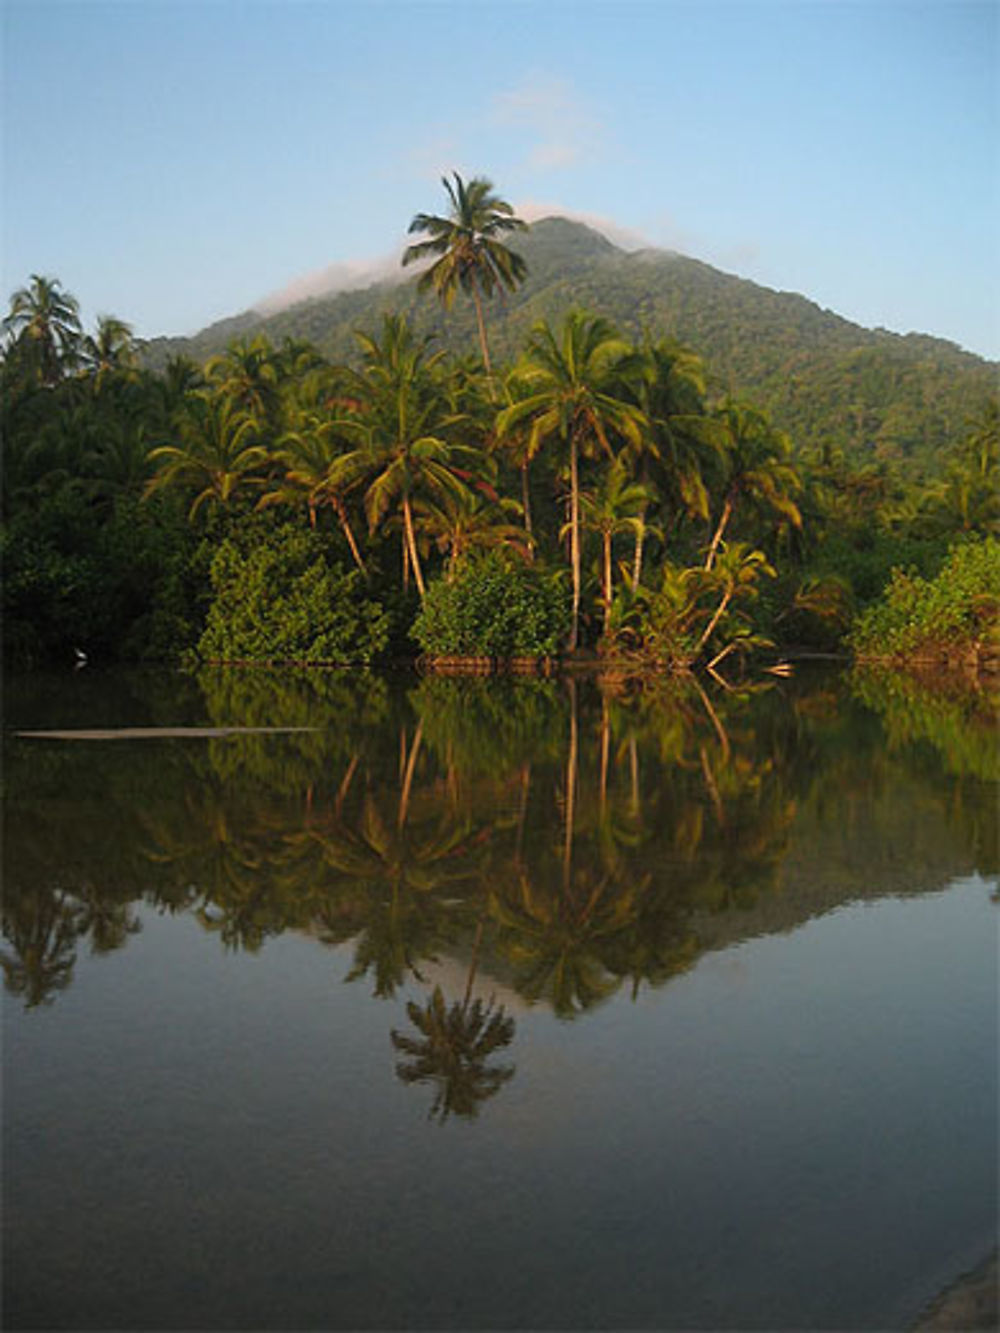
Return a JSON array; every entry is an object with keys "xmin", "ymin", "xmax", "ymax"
[{"xmin": 913, "ymin": 1251, "xmax": 998, "ymax": 1331}]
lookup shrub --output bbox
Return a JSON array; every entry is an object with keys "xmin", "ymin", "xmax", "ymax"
[
  {"xmin": 849, "ymin": 536, "xmax": 1000, "ymax": 664},
  {"xmin": 197, "ymin": 524, "xmax": 391, "ymax": 664},
  {"xmin": 411, "ymin": 552, "xmax": 569, "ymax": 658}
]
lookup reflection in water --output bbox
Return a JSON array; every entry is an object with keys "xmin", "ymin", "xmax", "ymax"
[
  {"xmin": 4, "ymin": 666, "xmax": 996, "ymax": 1037},
  {"xmin": 4, "ymin": 665, "xmax": 998, "ymax": 1332}
]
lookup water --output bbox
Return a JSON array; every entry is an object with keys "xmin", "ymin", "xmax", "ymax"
[{"xmin": 3, "ymin": 666, "xmax": 997, "ymax": 1330}]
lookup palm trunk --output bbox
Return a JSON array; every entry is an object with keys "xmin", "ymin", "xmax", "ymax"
[
  {"xmin": 470, "ymin": 282, "xmax": 495, "ymax": 400},
  {"xmin": 705, "ymin": 494, "xmax": 734, "ymax": 571},
  {"xmin": 602, "ymin": 529, "xmax": 613, "ymax": 633},
  {"xmin": 521, "ymin": 461, "xmax": 534, "ymax": 552},
  {"xmin": 398, "ymin": 718, "xmax": 424, "ymax": 829},
  {"xmin": 402, "ymin": 494, "xmax": 426, "ymax": 598},
  {"xmin": 632, "ymin": 511, "xmax": 645, "ymax": 590},
  {"xmin": 695, "ymin": 584, "xmax": 734, "ymax": 657},
  {"xmin": 569, "ymin": 433, "xmax": 581, "ymax": 652},
  {"xmin": 599, "ymin": 695, "xmax": 610, "ymax": 817},
  {"xmin": 563, "ymin": 678, "xmax": 578, "ymax": 893},
  {"xmin": 333, "ymin": 498, "xmax": 368, "ymax": 576}
]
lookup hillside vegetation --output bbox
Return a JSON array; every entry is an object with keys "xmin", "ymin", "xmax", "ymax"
[
  {"xmin": 4, "ymin": 177, "xmax": 997, "ymax": 671},
  {"xmin": 143, "ymin": 217, "xmax": 995, "ymax": 471}
]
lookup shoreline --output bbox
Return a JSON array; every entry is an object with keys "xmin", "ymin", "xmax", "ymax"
[{"xmin": 913, "ymin": 1250, "xmax": 998, "ymax": 1331}]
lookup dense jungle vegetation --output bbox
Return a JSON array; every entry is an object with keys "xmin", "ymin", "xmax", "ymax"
[{"xmin": 3, "ymin": 175, "xmax": 998, "ymax": 673}]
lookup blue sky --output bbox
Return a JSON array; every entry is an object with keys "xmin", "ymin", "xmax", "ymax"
[{"xmin": 2, "ymin": 0, "xmax": 997, "ymax": 357}]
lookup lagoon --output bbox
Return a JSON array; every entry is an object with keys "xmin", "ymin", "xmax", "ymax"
[{"xmin": 3, "ymin": 666, "xmax": 997, "ymax": 1330}]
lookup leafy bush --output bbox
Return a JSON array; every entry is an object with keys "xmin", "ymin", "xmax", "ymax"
[
  {"xmin": 197, "ymin": 523, "xmax": 391, "ymax": 664},
  {"xmin": 849, "ymin": 537, "xmax": 1000, "ymax": 663},
  {"xmin": 411, "ymin": 552, "xmax": 569, "ymax": 658}
]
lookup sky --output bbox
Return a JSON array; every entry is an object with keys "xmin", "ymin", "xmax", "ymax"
[{"xmin": 2, "ymin": 0, "xmax": 997, "ymax": 358}]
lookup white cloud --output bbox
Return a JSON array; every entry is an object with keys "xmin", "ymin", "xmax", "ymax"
[
  {"xmin": 491, "ymin": 74, "xmax": 603, "ymax": 172},
  {"xmin": 255, "ymin": 249, "xmax": 406, "ymax": 314}
]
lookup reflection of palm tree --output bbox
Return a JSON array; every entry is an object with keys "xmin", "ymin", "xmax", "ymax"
[
  {"xmin": 391, "ymin": 984, "xmax": 515, "ymax": 1122},
  {"xmin": 306, "ymin": 776, "xmax": 486, "ymax": 997},
  {"xmin": 1, "ymin": 887, "xmax": 83, "ymax": 1007}
]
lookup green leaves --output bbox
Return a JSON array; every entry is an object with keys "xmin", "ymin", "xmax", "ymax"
[
  {"xmin": 197, "ymin": 523, "xmax": 391, "ymax": 665},
  {"xmin": 412, "ymin": 551, "xmax": 569, "ymax": 658}
]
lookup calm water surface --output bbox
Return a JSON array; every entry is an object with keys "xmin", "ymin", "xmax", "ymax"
[{"xmin": 3, "ymin": 666, "xmax": 997, "ymax": 1330}]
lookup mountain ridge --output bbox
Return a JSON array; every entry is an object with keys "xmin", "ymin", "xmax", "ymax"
[{"xmin": 141, "ymin": 217, "xmax": 995, "ymax": 466}]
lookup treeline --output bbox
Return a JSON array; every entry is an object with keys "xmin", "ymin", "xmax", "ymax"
[
  {"xmin": 143, "ymin": 216, "xmax": 996, "ymax": 473},
  {"xmin": 2, "ymin": 273, "xmax": 997, "ymax": 671}
]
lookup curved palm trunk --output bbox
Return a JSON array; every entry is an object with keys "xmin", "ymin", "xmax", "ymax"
[
  {"xmin": 569, "ymin": 433, "xmax": 581, "ymax": 652},
  {"xmin": 695, "ymin": 582, "xmax": 735, "ymax": 657},
  {"xmin": 402, "ymin": 494, "xmax": 426, "ymax": 598},
  {"xmin": 632, "ymin": 505, "xmax": 646, "ymax": 590},
  {"xmin": 332, "ymin": 497, "xmax": 368, "ymax": 576},
  {"xmin": 705, "ymin": 493, "xmax": 734, "ymax": 571},
  {"xmin": 521, "ymin": 462, "xmax": 534, "ymax": 552}
]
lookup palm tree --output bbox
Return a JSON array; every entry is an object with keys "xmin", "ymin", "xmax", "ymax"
[
  {"xmin": 693, "ymin": 540, "xmax": 776, "ymax": 666},
  {"xmin": 417, "ymin": 484, "xmax": 530, "ymax": 578},
  {"xmin": 571, "ymin": 458, "xmax": 658, "ymax": 634},
  {"xmin": 402, "ymin": 172, "xmax": 527, "ymax": 383},
  {"xmin": 341, "ymin": 315, "xmax": 475, "ymax": 597},
  {"xmin": 261, "ymin": 415, "xmax": 369, "ymax": 573},
  {"xmin": 626, "ymin": 336, "xmax": 710, "ymax": 585},
  {"xmin": 702, "ymin": 402, "xmax": 801, "ymax": 570},
  {"xmin": 145, "ymin": 395, "xmax": 268, "ymax": 519},
  {"xmin": 391, "ymin": 983, "xmax": 515, "ymax": 1122},
  {"xmin": 204, "ymin": 335, "xmax": 282, "ymax": 435},
  {"xmin": 2, "ymin": 274, "xmax": 82, "ymax": 386},
  {"xmin": 82, "ymin": 314, "xmax": 138, "ymax": 387},
  {"xmin": 497, "ymin": 311, "xmax": 644, "ymax": 650}
]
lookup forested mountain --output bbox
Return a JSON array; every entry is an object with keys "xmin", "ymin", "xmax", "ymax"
[{"xmin": 143, "ymin": 216, "xmax": 995, "ymax": 469}]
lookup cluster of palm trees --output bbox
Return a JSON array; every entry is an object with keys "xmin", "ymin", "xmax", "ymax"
[{"xmin": 3, "ymin": 172, "xmax": 995, "ymax": 664}]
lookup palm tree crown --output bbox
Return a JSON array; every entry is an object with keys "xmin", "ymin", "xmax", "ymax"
[{"xmin": 402, "ymin": 173, "xmax": 527, "ymax": 380}]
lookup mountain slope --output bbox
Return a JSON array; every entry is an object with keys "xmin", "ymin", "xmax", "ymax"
[{"xmin": 142, "ymin": 217, "xmax": 995, "ymax": 466}]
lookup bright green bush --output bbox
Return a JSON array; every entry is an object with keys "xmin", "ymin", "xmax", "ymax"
[
  {"xmin": 411, "ymin": 552, "xmax": 569, "ymax": 658},
  {"xmin": 849, "ymin": 537, "xmax": 1000, "ymax": 662},
  {"xmin": 197, "ymin": 524, "xmax": 391, "ymax": 664}
]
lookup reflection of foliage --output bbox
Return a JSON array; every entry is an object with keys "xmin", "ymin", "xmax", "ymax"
[
  {"xmin": 491, "ymin": 870, "xmax": 634, "ymax": 1018},
  {"xmin": 306, "ymin": 791, "xmax": 487, "ymax": 997},
  {"xmin": 195, "ymin": 666, "xmax": 390, "ymax": 793},
  {"xmin": 411, "ymin": 675, "xmax": 566, "ymax": 775},
  {"xmin": 1, "ymin": 887, "xmax": 82, "ymax": 1007},
  {"xmin": 391, "ymin": 984, "xmax": 515, "ymax": 1122},
  {"xmin": 851, "ymin": 667, "xmax": 1000, "ymax": 784}
]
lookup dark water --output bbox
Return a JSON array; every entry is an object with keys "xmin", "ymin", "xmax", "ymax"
[{"xmin": 3, "ymin": 666, "xmax": 997, "ymax": 1331}]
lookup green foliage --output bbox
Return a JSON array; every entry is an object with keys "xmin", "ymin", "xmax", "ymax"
[
  {"xmin": 144, "ymin": 217, "xmax": 994, "ymax": 473},
  {"xmin": 197, "ymin": 523, "xmax": 391, "ymax": 664},
  {"xmin": 849, "ymin": 537, "xmax": 1000, "ymax": 664},
  {"xmin": 850, "ymin": 667, "xmax": 1000, "ymax": 784},
  {"xmin": 411, "ymin": 551, "xmax": 569, "ymax": 658}
]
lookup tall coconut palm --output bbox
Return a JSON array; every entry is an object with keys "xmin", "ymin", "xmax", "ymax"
[
  {"xmin": 402, "ymin": 173, "xmax": 527, "ymax": 383},
  {"xmin": 497, "ymin": 311, "xmax": 644, "ymax": 650},
  {"xmin": 2, "ymin": 274, "xmax": 82, "ymax": 386},
  {"xmin": 340, "ymin": 315, "xmax": 476, "ymax": 597}
]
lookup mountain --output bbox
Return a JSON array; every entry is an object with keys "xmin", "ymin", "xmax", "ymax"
[{"xmin": 141, "ymin": 217, "xmax": 996, "ymax": 467}]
